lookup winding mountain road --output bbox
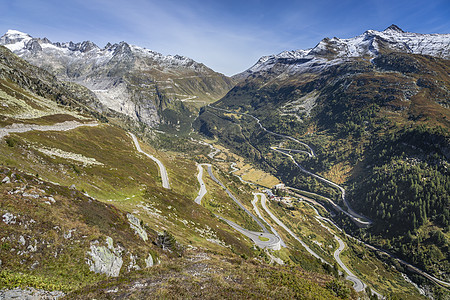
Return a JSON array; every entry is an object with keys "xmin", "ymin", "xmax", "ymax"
[
  {"xmin": 354, "ymin": 236, "xmax": 450, "ymax": 290},
  {"xmin": 215, "ymin": 216, "xmax": 281, "ymax": 250},
  {"xmin": 333, "ymin": 235, "xmax": 366, "ymax": 292},
  {"xmin": 204, "ymin": 107, "xmax": 378, "ymax": 292},
  {"xmin": 206, "ymin": 106, "xmax": 450, "ymax": 291},
  {"xmin": 257, "ymin": 192, "xmax": 372, "ymax": 293},
  {"xmin": 129, "ymin": 132, "xmax": 170, "ymax": 189},
  {"xmin": 194, "ymin": 163, "xmax": 280, "ymax": 250},
  {"xmin": 230, "ymin": 162, "xmax": 255, "ymax": 185},
  {"xmin": 251, "ymin": 194, "xmax": 286, "ymax": 247},
  {"xmin": 256, "ymin": 193, "xmax": 328, "ymax": 264},
  {"xmin": 205, "ymin": 164, "xmax": 269, "ymax": 233},
  {"xmin": 272, "ymin": 148, "xmax": 371, "ymax": 227},
  {"xmin": 208, "ymin": 105, "xmax": 314, "ymax": 157},
  {"xmin": 272, "ymin": 147, "xmax": 371, "ymax": 225},
  {"xmin": 207, "ymin": 105, "xmax": 371, "ymax": 226}
]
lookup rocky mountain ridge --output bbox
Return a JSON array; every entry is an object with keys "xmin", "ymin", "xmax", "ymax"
[
  {"xmin": 0, "ymin": 30, "xmax": 235, "ymax": 129},
  {"xmin": 236, "ymin": 25, "xmax": 450, "ymax": 80},
  {"xmin": 0, "ymin": 30, "xmax": 207, "ymax": 72}
]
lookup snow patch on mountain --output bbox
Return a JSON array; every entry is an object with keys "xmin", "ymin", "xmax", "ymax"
[{"xmin": 320, "ymin": 25, "xmax": 450, "ymax": 58}]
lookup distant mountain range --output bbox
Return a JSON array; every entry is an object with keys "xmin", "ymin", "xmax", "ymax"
[
  {"xmin": 235, "ymin": 25, "xmax": 450, "ymax": 80},
  {"xmin": 2, "ymin": 25, "xmax": 448, "ymax": 130},
  {"xmin": 0, "ymin": 29, "xmax": 234, "ymax": 129}
]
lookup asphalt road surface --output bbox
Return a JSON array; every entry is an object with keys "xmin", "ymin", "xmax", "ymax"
[
  {"xmin": 129, "ymin": 132, "xmax": 170, "ymax": 189},
  {"xmin": 194, "ymin": 163, "xmax": 280, "ymax": 250}
]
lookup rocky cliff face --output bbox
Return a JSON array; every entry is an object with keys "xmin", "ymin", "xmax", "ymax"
[
  {"xmin": 0, "ymin": 45, "xmax": 110, "ymax": 119},
  {"xmin": 0, "ymin": 30, "xmax": 235, "ymax": 128}
]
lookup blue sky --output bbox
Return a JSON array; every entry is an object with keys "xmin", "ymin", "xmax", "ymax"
[{"xmin": 1, "ymin": 0, "xmax": 449, "ymax": 75}]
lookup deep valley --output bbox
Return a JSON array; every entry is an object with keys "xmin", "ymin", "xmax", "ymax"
[{"xmin": 0, "ymin": 24, "xmax": 449, "ymax": 300}]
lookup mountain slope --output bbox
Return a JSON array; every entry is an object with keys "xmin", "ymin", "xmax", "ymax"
[
  {"xmin": 0, "ymin": 45, "xmax": 107, "ymax": 118},
  {"xmin": 0, "ymin": 166, "xmax": 159, "ymax": 291},
  {"xmin": 0, "ymin": 30, "xmax": 235, "ymax": 131},
  {"xmin": 1, "ymin": 36, "xmax": 374, "ymax": 299},
  {"xmin": 196, "ymin": 25, "xmax": 450, "ymax": 295}
]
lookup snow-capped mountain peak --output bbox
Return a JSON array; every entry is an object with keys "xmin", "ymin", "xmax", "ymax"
[
  {"xmin": 383, "ymin": 24, "xmax": 405, "ymax": 33},
  {"xmin": 309, "ymin": 24, "xmax": 450, "ymax": 59},
  {"xmin": 0, "ymin": 29, "xmax": 32, "ymax": 51},
  {"xmin": 237, "ymin": 25, "xmax": 449, "ymax": 79},
  {"xmin": 0, "ymin": 30, "xmax": 102, "ymax": 55},
  {"xmin": 4, "ymin": 29, "xmax": 31, "ymax": 39},
  {"xmin": 0, "ymin": 30, "xmax": 202, "ymax": 68}
]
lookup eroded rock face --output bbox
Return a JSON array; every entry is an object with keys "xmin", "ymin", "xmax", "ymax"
[
  {"xmin": 86, "ymin": 235, "xmax": 156, "ymax": 277},
  {"xmin": 86, "ymin": 236, "xmax": 123, "ymax": 277}
]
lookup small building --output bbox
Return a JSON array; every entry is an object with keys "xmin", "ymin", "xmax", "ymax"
[{"xmin": 274, "ymin": 183, "xmax": 285, "ymax": 190}]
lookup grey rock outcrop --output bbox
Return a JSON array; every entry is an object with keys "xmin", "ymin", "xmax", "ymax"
[
  {"xmin": 145, "ymin": 253, "xmax": 154, "ymax": 268},
  {"xmin": 86, "ymin": 236, "xmax": 123, "ymax": 277},
  {"xmin": 0, "ymin": 288, "xmax": 64, "ymax": 300},
  {"xmin": 127, "ymin": 213, "xmax": 148, "ymax": 241},
  {"xmin": 2, "ymin": 212, "xmax": 16, "ymax": 224}
]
